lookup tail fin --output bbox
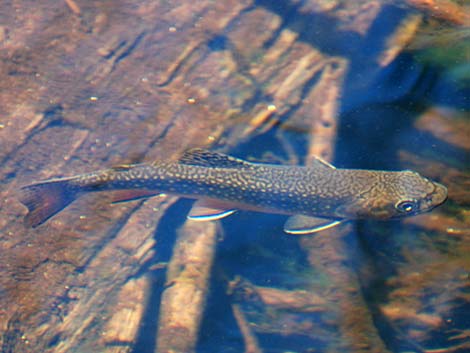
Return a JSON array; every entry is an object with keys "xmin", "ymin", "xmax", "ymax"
[{"xmin": 18, "ymin": 178, "xmax": 78, "ymax": 228}]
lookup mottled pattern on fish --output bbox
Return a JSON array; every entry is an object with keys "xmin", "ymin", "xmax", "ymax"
[{"xmin": 18, "ymin": 149, "xmax": 448, "ymax": 229}]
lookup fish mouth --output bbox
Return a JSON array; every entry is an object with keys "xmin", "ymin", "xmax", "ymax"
[{"xmin": 424, "ymin": 181, "xmax": 448, "ymax": 211}]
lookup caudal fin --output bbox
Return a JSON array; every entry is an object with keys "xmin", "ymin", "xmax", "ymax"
[{"xmin": 18, "ymin": 178, "xmax": 78, "ymax": 228}]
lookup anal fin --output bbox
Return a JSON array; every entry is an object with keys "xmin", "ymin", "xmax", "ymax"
[
  {"xmin": 110, "ymin": 190, "xmax": 161, "ymax": 203},
  {"xmin": 187, "ymin": 199, "xmax": 237, "ymax": 221},
  {"xmin": 284, "ymin": 215, "xmax": 343, "ymax": 235}
]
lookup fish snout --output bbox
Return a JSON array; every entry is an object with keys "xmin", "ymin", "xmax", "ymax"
[{"xmin": 428, "ymin": 182, "xmax": 448, "ymax": 208}]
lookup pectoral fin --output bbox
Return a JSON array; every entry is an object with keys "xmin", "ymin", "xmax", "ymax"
[
  {"xmin": 284, "ymin": 215, "xmax": 343, "ymax": 235},
  {"xmin": 187, "ymin": 199, "xmax": 237, "ymax": 221}
]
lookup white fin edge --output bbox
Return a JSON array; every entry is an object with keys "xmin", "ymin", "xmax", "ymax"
[
  {"xmin": 284, "ymin": 220, "xmax": 344, "ymax": 235},
  {"xmin": 187, "ymin": 209, "xmax": 237, "ymax": 221},
  {"xmin": 311, "ymin": 156, "xmax": 336, "ymax": 169}
]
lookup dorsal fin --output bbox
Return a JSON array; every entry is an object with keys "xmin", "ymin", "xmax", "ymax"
[{"xmin": 178, "ymin": 148, "xmax": 252, "ymax": 169}]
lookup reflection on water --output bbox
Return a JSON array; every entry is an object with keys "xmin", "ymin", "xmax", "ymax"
[{"xmin": 0, "ymin": 1, "xmax": 468, "ymax": 353}]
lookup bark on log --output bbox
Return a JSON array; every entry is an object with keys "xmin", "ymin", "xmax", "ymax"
[{"xmin": 0, "ymin": 1, "xmax": 466, "ymax": 353}]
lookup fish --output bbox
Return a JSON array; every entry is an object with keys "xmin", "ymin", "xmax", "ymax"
[{"xmin": 18, "ymin": 148, "xmax": 448, "ymax": 234}]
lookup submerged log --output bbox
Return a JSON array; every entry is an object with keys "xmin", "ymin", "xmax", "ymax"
[
  {"xmin": 0, "ymin": 1, "xmax": 255, "ymax": 352},
  {"xmin": 156, "ymin": 221, "xmax": 218, "ymax": 353},
  {"xmin": 0, "ymin": 0, "xmax": 466, "ymax": 353}
]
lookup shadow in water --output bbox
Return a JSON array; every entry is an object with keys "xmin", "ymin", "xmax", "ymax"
[{"xmin": 132, "ymin": 199, "xmax": 193, "ymax": 353}]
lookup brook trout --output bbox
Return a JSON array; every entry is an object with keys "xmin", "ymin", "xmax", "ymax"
[{"xmin": 18, "ymin": 149, "xmax": 447, "ymax": 234}]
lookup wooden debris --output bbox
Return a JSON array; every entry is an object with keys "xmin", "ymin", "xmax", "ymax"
[
  {"xmin": 101, "ymin": 277, "xmax": 150, "ymax": 345},
  {"xmin": 294, "ymin": 6, "xmax": 391, "ymax": 350},
  {"xmin": 414, "ymin": 107, "xmax": 470, "ymax": 151},
  {"xmin": 156, "ymin": 221, "xmax": 218, "ymax": 353},
  {"xmin": 64, "ymin": 0, "xmax": 81, "ymax": 15},
  {"xmin": 0, "ymin": 0, "xmax": 467, "ymax": 352},
  {"xmin": 232, "ymin": 304, "xmax": 263, "ymax": 353},
  {"xmin": 379, "ymin": 14, "xmax": 423, "ymax": 67},
  {"xmin": 403, "ymin": 0, "xmax": 470, "ymax": 26}
]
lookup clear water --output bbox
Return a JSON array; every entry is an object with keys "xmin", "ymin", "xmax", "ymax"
[{"xmin": 1, "ymin": 1, "xmax": 468, "ymax": 353}]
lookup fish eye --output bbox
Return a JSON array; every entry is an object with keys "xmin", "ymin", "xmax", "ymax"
[{"xmin": 395, "ymin": 199, "xmax": 418, "ymax": 213}]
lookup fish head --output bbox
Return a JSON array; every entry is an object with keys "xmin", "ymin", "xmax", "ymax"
[{"xmin": 335, "ymin": 170, "xmax": 448, "ymax": 219}]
